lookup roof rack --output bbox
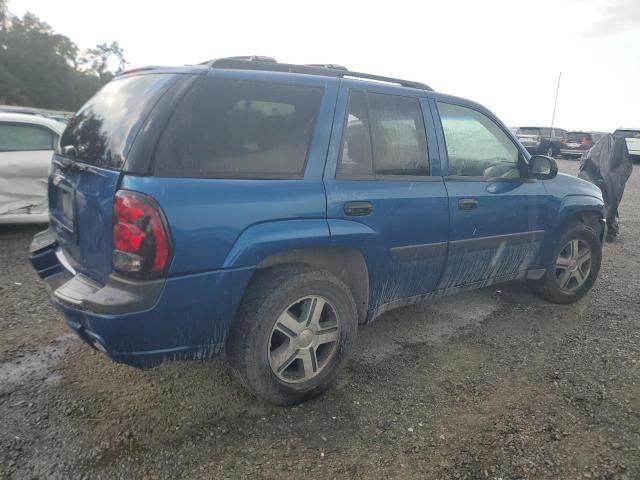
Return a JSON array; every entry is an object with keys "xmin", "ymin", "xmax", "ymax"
[{"xmin": 201, "ymin": 56, "xmax": 433, "ymax": 91}]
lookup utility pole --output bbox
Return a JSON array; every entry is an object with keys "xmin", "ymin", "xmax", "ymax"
[{"xmin": 550, "ymin": 72, "xmax": 562, "ymax": 133}]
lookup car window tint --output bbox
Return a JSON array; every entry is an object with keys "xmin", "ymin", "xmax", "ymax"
[
  {"xmin": 517, "ymin": 127, "xmax": 540, "ymax": 136},
  {"xmin": 438, "ymin": 102, "xmax": 519, "ymax": 179},
  {"xmin": 0, "ymin": 123, "xmax": 54, "ymax": 152},
  {"xmin": 336, "ymin": 91, "xmax": 374, "ymax": 179},
  {"xmin": 154, "ymin": 77, "xmax": 324, "ymax": 179},
  {"xmin": 368, "ymin": 93, "xmax": 428, "ymax": 176},
  {"xmin": 567, "ymin": 132, "xmax": 589, "ymax": 141},
  {"xmin": 62, "ymin": 73, "xmax": 178, "ymax": 169}
]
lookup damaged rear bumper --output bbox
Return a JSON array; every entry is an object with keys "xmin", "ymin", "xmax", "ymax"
[{"xmin": 30, "ymin": 228, "xmax": 253, "ymax": 368}]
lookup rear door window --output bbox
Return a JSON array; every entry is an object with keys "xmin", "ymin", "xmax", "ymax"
[
  {"xmin": 336, "ymin": 90, "xmax": 429, "ymax": 179},
  {"xmin": 0, "ymin": 123, "xmax": 55, "ymax": 151},
  {"xmin": 154, "ymin": 77, "xmax": 324, "ymax": 179},
  {"xmin": 60, "ymin": 73, "xmax": 178, "ymax": 169},
  {"xmin": 368, "ymin": 93, "xmax": 429, "ymax": 177}
]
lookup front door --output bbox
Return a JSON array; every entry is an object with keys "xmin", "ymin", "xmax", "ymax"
[
  {"xmin": 324, "ymin": 82, "xmax": 450, "ymax": 310},
  {"xmin": 433, "ymin": 100, "xmax": 548, "ymax": 289}
]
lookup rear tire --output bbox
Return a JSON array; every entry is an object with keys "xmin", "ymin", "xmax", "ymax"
[
  {"xmin": 528, "ymin": 223, "xmax": 602, "ymax": 304},
  {"xmin": 546, "ymin": 145, "xmax": 554, "ymax": 157},
  {"xmin": 227, "ymin": 264, "xmax": 357, "ymax": 405}
]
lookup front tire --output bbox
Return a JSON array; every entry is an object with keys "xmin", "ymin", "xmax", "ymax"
[
  {"xmin": 528, "ymin": 223, "xmax": 602, "ymax": 304},
  {"xmin": 227, "ymin": 264, "xmax": 357, "ymax": 405}
]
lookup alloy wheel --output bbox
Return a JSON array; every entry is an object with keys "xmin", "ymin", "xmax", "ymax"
[
  {"xmin": 268, "ymin": 295, "xmax": 340, "ymax": 383},
  {"xmin": 555, "ymin": 239, "xmax": 592, "ymax": 292}
]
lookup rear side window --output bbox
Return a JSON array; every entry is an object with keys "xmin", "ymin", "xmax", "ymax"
[
  {"xmin": 0, "ymin": 123, "xmax": 56, "ymax": 152},
  {"xmin": 337, "ymin": 91, "xmax": 429, "ymax": 179},
  {"xmin": 154, "ymin": 77, "xmax": 324, "ymax": 179},
  {"xmin": 61, "ymin": 73, "xmax": 178, "ymax": 169}
]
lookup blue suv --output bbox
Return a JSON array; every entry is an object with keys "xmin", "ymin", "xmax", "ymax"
[{"xmin": 31, "ymin": 57, "xmax": 605, "ymax": 405}]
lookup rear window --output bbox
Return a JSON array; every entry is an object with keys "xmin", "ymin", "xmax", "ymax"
[
  {"xmin": 517, "ymin": 128, "xmax": 540, "ymax": 136},
  {"xmin": 153, "ymin": 77, "xmax": 324, "ymax": 179},
  {"xmin": 567, "ymin": 132, "xmax": 589, "ymax": 141},
  {"xmin": 60, "ymin": 73, "xmax": 178, "ymax": 169}
]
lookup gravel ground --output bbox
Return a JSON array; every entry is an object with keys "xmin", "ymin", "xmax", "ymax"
[{"xmin": 1, "ymin": 159, "xmax": 639, "ymax": 480}]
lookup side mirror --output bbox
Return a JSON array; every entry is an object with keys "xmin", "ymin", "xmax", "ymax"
[{"xmin": 528, "ymin": 155, "xmax": 558, "ymax": 180}]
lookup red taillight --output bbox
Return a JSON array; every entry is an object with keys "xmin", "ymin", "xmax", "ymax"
[
  {"xmin": 112, "ymin": 190, "xmax": 171, "ymax": 276},
  {"xmin": 581, "ymin": 138, "xmax": 593, "ymax": 146}
]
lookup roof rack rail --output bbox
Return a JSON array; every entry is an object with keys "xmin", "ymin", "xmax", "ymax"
[{"xmin": 202, "ymin": 56, "xmax": 433, "ymax": 91}]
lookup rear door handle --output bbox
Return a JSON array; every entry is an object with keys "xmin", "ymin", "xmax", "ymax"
[
  {"xmin": 458, "ymin": 198, "xmax": 479, "ymax": 210},
  {"xmin": 344, "ymin": 201, "xmax": 373, "ymax": 216}
]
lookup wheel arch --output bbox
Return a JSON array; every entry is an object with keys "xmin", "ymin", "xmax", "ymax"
[
  {"xmin": 536, "ymin": 195, "xmax": 605, "ymax": 269},
  {"xmin": 256, "ymin": 246, "xmax": 370, "ymax": 324}
]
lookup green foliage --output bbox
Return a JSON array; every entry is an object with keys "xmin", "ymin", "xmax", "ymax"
[{"xmin": 0, "ymin": 2, "xmax": 126, "ymax": 111}]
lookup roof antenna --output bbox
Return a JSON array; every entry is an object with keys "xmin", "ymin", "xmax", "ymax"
[{"xmin": 550, "ymin": 72, "xmax": 562, "ymax": 134}]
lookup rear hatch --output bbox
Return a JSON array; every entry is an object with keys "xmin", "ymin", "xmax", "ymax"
[
  {"xmin": 49, "ymin": 73, "xmax": 179, "ymax": 283},
  {"xmin": 516, "ymin": 127, "xmax": 541, "ymax": 146},
  {"xmin": 564, "ymin": 132, "xmax": 592, "ymax": 150}
]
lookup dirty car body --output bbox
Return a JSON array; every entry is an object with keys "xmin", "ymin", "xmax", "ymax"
[
  {"xmin": 0, "ymin": 113, "xmax": 65, "ymax": 223},
  {"xmin": 30, "ymin": 58, "xmax": 605, "ymax": 403}
]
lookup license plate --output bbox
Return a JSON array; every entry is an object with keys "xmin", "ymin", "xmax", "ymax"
[
  {"xmin": 567, "ymin": 142, "xmax": 580, "ymax": 147},
  {"xmin": 52, "ymin": 180, "xmax": 75, "ymax": 232},
  {"xmin": 61, "ymin": 190, "xmax": 74, "ymax": 225}
]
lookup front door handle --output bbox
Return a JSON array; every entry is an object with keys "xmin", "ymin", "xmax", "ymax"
[
  {"xmin": 458, "ymin": 198, "xmax": 479, "ymax": 210},
  {"xmin": 344, "ymin": 201, "xmax": 373, "ymax": 216}
]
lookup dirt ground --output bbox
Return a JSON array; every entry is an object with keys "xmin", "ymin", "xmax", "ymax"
[{"xmin": 1, "ymin": 159, "xmax": 639, "ymax": 480}]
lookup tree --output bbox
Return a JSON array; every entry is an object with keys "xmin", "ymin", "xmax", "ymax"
[
  {"xmin": 81, "ymin": 41, "xmax": 127, "ymax": 81},
  {"xmin": 0, "ymin": 1, "xmax": 126, "ymax": 111}
]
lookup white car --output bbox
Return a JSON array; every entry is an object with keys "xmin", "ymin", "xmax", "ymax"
[
  {"xmin": 0, "ymin": 112, "xmax": 66, "ymax": 224},
  {"xmin": 614, "ymin": 128, "xmax": 640, "ymax": 161}
]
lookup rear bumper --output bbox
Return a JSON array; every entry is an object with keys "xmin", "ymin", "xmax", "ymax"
[
  {"xmin": 30, "ymin": 228, "xmax": 254, "ymax": 368},
  {"xmin": 560, "ymin": 150, "xmax": 587, "ymax": 157}
]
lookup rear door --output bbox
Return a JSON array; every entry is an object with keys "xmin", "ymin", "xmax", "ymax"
[
  {"xmin": 0, "ymin": 121, "xmax": 58, "ymax": 218},
  {"xmin": 50, "ymin": 73, "xmax": 180, "ymax": 283},
  {"xmin": 433, "ymin": 100, "xmax": 549, "ymax": 289},
  {"xmin": 324, "ymin": 82, "xmax": 449, "ymax": 309}
]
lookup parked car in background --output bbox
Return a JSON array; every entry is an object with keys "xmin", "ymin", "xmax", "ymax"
[
  {"xmin": 0, "ymin": 112, "xmax": 65, "ymax": 223},
  {"xmin": 30, "ymin": 57, "xmax": 605, "ymax": 405},
  {"xmin": 613, "ymin": 128, "xmax": 640, "ymax": 162},
  {"xmin": 516, "ymin": 127, "xmax": 566, "ymax": 156},
  {"xmin": 560, "ymin": 131, "xmax": 596, "ymax": 158},
  {"xmin": 0, "ymin": 105, "xmax": 73, "ymax": 124}
]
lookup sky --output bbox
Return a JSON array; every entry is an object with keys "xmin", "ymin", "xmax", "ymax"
[{"xmin": 8, "ymin": 0, "xmax": 640, "ymax": 132}]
